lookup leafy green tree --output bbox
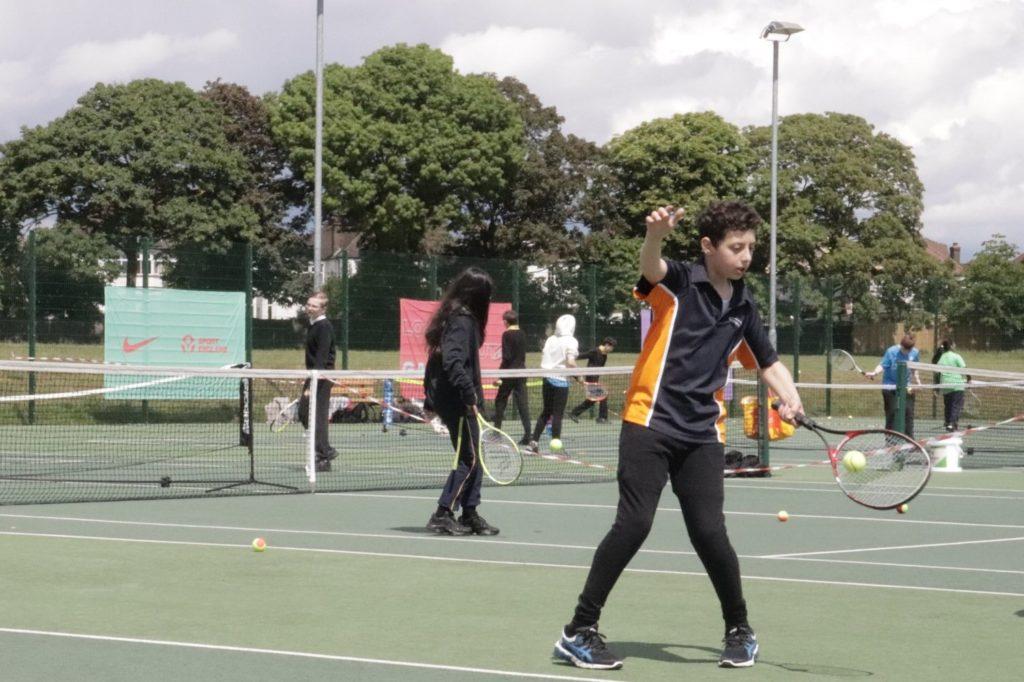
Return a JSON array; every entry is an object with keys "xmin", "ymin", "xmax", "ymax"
[
  {"xmin": 268, "ymin": 44, "xmax": 525, "ymax": 253},
  {"xmin": 0, "ymin": 79, "xmax": 259, "ymax": 284},
  {"xmin": 944, "ymin": 236, "xmax": 1024, "ymax": 348},
  {"xmin": 744, "ymin": 113, "xmax": 938, "ymax": 319},
  {"xmin": 33, "ymin": 226, "xmax": 121, "ymax": 322},
  {"xmin": 161, "ymin": 80, "xmax": 309, "ymax": 303}
]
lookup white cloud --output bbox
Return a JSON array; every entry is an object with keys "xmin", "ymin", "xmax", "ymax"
[{"xmin": 48, "ymin": 29, "xmax": 239, "ymax": 87}]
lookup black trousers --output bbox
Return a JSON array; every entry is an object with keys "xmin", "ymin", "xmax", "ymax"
[
  {"xmin": 943, "ymin": 391, "xmax": 965, "ymax": 430},
  {"xmin": 571, "ymin": 422, "xmax": 748, "ymax": 630},
  {"xmin": 298, "ymin": 378, "xmax": 334, "ymax": 459},
  {"xmin": 437, "ymin": 412, "xmax": 483, "ymax": 513},
  {"xmin": 493, "ymin": 377, "xmax": 531, "ymax": 440},
  {"xmin": 882, "ymin": 389, "xmax": 916, "ymax": 438},
  {"xmin": 571, "ymin": 397, "xmax": 609, "ymax": 421},
  {"xmin": 532, "ymin": 381, "xmax": 569, "ymax": 441}
]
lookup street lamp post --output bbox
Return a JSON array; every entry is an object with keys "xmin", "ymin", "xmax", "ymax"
[
  {"xmin": 760, "ymin": 20, "xmax": 804, "ymax": 348},
  {"xmin": 313, "ymin": 0, "xmax": 325, "ymax": 288}
]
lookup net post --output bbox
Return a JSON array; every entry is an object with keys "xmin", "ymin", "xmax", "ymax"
[
  {"xmin": 757, "ymin": 373, "xmax": 770, "ymax": 468},
  {"xmin": 27, "ymin": 230, "xmax": 37, "ymax": 425},
  {"xmin": 308, "ymin": 372, "xmax": 318, "ymax": 490},
  {"xmin": 894, "ymin": 361, "xmax": 908, "ymax": 434}
]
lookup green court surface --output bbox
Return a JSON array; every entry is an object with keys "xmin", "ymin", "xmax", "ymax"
[{"xmin": 2, "ymin": 465, "xmax": 1023, "ymax": 681}]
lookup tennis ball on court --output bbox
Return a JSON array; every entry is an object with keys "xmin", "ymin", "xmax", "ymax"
[
  {"xmin": 897, "ymin": 503, "xmax": 909, "ymax": 514},
  {"xmin": 843, "ymin": 450, "xmax": 867, "ymax": 473},
  {"xmin": 777, "ymin": 510, "xmax": 789, "ymax": 522},
  {"xmin": 550, "ymin": 438, "xmax": 563, "ymax": 452},
  {"xmin": 252, "ymin": 537, "xmax": 267, "ymax": 552}
]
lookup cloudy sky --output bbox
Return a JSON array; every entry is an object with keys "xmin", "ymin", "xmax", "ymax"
[{"xmin": 2, "ymin": 0, "xmax": 1022, "ymax": 258}]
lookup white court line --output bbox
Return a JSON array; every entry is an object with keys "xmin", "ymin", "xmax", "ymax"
[
  {"xmin": 2, "ymin": 530, "xmax": 1022, "ymax": 598},
  {"xmin": 0, "ymin": 627, "xmax": 618, "ymax": 682},
  {"xmin": 2, "ymin": 513, "xmax": 1022, "ymax": 577},
  {"xmin": 762, "ymin": 536, "xmax": 1024, "ymax": 559},
  {"xmin": 333, "ymin": 492, "xmax": 1024, "ymax": 530}
]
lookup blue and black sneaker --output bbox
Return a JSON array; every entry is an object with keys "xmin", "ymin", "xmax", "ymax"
[
  {"xmin": 553, "ymin": 625, "xmax": 623, "ymax": 670},
  {"xmin": 719, "ymin": 624, "xmax": 758, "ymax": 668}
]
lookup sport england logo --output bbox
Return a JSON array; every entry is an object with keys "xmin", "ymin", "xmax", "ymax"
[
  {"xmin": 122, "ymin": 337, "xmax": 158, "ymax": 353},
  {"xmin": 181, "ymin": 335, "xmax": 228, "ymax": 354}
]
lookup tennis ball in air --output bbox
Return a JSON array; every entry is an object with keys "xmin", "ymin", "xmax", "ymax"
[
  {"xmin": 252, "ymin": 537, "xmax": 267, "ymax": 552},
  {"xmin": 843, "ymin": 450, "xmax": 867, "ymax": 473},
  {"xmin": 777, "ymin": 510, "xmax": 789, "ymax": 522},
  {"xmin": 897, "ymin": 503, "xmax": 909, "ymax": 514},
  {"xmin": 550, "ymin": 438, "xmax": 563, "ymax": 452}
]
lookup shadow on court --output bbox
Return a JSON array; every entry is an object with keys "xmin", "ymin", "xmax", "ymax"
[{"xmin": 609, "ymin": 642, "xmax": 874, "ymax": 677}]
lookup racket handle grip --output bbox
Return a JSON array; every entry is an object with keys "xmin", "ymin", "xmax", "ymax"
[{"xmin": 770, "ymin": 400, "xmax": 813, "ymax": 428}]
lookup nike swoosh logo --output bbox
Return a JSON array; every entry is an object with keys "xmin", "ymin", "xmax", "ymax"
[{"xmin": 122, "ymin": 337, "xmax": 158, "ymax": 353}]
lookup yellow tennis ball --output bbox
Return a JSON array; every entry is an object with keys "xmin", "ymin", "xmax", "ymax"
[
  {"xmin": 843, "ymin": 450, "xmax": 867, "ymax": 473},
  {"xmin": 897, "ymin": 503, "xmax": 909, "ymax": 514},
  {"xmin": 550, "ymin": 438, "xmax": 563, "ymax": 452},
  {"xmin": 777, "ymin": 510, "xmax": 789, "ymax": 522},
  {"xmin": 252, "ymin": 537, "xmax": 267, "ymax": 552}
]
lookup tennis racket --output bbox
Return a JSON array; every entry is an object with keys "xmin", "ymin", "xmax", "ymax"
[
  {"xmin": 474, "ymin": 413, "xmax": 523, "ymax": 485},
  {"xmin": 963, "ymin": 389, "xmax": 981, "ymax": 419},
  {"xmin": 775, "ymin": 403, "xmax": 932, "ymax": 510},
  {"xmin": 583, "ymin": 382, "xmax": 609, "ymax": 402},
  {"xmin": 270, "ymin": 397, "xmax": 301, "ymax": 433},
  {"xmin": 829, "ymin": 349, "xmax": 869, "ymax": 375}
]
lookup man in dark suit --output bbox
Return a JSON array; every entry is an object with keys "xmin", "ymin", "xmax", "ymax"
[{"xmin": 299, "ymin": 292, "xmax": 337, "ymax": 471}]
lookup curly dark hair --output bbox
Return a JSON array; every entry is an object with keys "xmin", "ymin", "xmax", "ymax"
[{"xmin": 696, "ymin": 201, "xmax": 762, "ymax": 246}]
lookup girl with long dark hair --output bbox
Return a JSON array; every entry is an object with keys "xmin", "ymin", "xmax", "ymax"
[{"xmin": 422, "ymin": 267, "xmax": 500, "ymax": 536}]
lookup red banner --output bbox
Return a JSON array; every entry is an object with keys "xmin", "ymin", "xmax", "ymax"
[{"xmin": 399, "ymin": 298, "xmax": 511, "ymax": 399}]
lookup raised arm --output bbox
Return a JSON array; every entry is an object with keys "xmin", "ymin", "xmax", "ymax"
[{"xmin": 640, "ymin": 206, "xmax": 685, "ymax": 284}]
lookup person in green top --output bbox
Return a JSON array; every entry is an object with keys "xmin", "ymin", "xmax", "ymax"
[{"xmin": 932, "ymin": 340, "xmax": 968, "ymax": 432}]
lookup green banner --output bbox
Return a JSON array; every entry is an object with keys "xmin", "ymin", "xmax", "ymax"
[{"xmin": 104, "ymin": 287, "xmax": 245, "ymax": 399}]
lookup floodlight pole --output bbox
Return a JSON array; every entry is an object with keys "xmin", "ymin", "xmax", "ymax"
[
  {"xmin": 761, "ymin": 21, "xmax": 804, "ymax": 349},
  {"xmin": 313, "ymin": 0, "xmax": 325, "ymax": 289},
  {"xmin": 768, "ymin": 39, "xmax": 780, "ymax": 348}
]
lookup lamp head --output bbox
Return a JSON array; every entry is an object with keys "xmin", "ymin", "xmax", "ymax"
[{"xmin": 761, "ymin": 21, "xmax": 805, "ymax": 41}]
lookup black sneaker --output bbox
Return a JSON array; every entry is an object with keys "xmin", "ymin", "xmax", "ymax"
[
  {"xmin": 553, "ymin": 625, "xmax": 623, "ymax": 670},
  {"xmin": 460, "ymin": 512, "xmax": 499, "ymax": 536},
  {"xmin": 595, "ymin": 418, "xmax": 608, "ymax": 424},
  {"xmin": 518, "ymin": 436, "xmax": 532, "ymax": 446},
  {"xmin": 426, "ymin": 510, "xmax": 471, "ymax": 536},
  {"xmin": 719, "ymin": 624, "xmax": 758, "ymax": 668},
  {"xmin": 527, "ymin": 440, "xmax": 539, "ymax": 454},
  {"xmin": 568, "ymin": 413, "xmax": 580, "ymax": 423},
  {"xmin": 315, "ymin": 459, "xmax": 332, "ymax": 472}
]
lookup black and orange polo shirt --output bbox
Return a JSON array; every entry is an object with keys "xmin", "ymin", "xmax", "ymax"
[{"xmin": 623, "ymin": 258, "xmax": 778, "ymax": 444}]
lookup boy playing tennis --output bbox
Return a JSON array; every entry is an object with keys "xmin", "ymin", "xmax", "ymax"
[{"xmin": 553, "ymin": 202, "xmax": 803, "ymax": 670}]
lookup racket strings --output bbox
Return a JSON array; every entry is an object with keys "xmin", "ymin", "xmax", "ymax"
[{"xmin": 836, "ymin": 432, "xmax": 930, "ymax": 508}]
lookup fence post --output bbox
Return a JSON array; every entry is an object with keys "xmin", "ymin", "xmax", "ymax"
[
  {"xmin": 27, "ymin": 230, "xmax": 37, "ymax": 425},
  {"xmin": 825, "ymin": 277, "xmax": 834, "ymax": 417},
  {"xmin": 244, "ymin": 243, "xmax": 253, "ymax": 366},
  {"xmin": 588, "ymin": 264, "xmax": 597, "ymax": 348},
  {"xmin": 341, "ymin": 251, "xmax": 350, "ymax": 370},
  {"xmin": 142, "ymin": 237, "xmax": 151, "ymax": 422},
  {"xmin": 512, "ymin": 260, "xmax": 520, "ymax": 312},
  {"xmin": 792, "ymin": 276, "xmax": 801, "ymax": 382},
  {"xmin": 757, "ymin": 373, "xmax": 770, "ymax": 469},
  {"xmin": 428, "ymin": 256, "xmax": 438, "ymax": 299}
]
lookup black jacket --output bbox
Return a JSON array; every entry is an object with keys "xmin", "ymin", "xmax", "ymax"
[
  {"xmin": 305, "ymin": 318, "xmax": 336, "ymax": 370},
  {"xmin": 423, "ymin": 311, "xmax": 483, "ymax": 416}
]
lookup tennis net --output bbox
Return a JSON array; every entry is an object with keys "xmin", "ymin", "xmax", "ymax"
[{"xmin": 0, "ymin": 361, "xmax": 772, "ymax": 505}]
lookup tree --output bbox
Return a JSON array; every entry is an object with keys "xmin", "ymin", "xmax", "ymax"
[
  {"xmin": 0, "ymin": 79, "xmax": 260, "ymax": 284},
  {"xmin": 160, "ymin": 81, "xmax": 309, "ymax": 304},
  {"xmin": 603, "ymin": 112, "xmax": 752, "ymax": 256},
  {"xmin": 452, "ymin": 77, "xmax": 604, "ymax": 261},
  {"xmin": 33, "ymin": 225, "xmax": 121, "ymax": 322},
  {"xmin": 268, "ymin": 44, "xmax": 525, "ymax": 253},
  {"xmin": 944, "ymin": 236, "xmax": 1024, "ymax": 348},
  {"xmin": 744, "ymin": 113, "xmax": 938, "ymax": 318}
]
